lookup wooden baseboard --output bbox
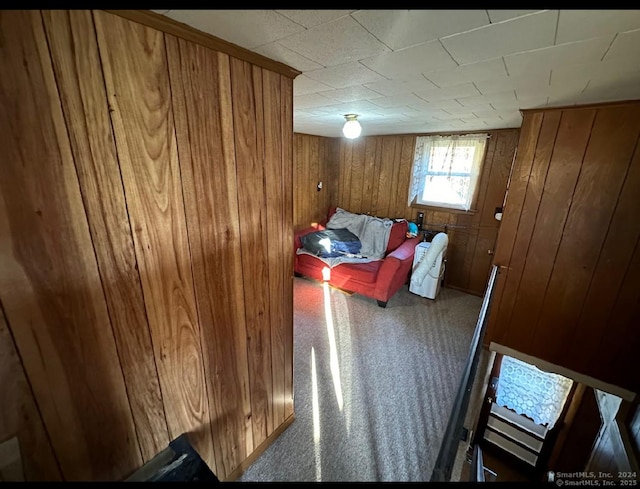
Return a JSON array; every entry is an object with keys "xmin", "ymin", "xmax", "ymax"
[{"xmin": 223, "ymin": 413, "xmax": 296, "ymax": 481}]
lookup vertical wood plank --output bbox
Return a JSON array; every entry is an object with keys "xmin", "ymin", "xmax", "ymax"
[
  {"xmin": 0, "ymin": 10, "xmax": 141, "ymax": 480},
  {"xmin": 230, "ymin": 57, "xmax": 273, "ymax": 447},
  {"xmin": 42, "ymin": 9, "xmax": 169, "ymax": 462},
  {"xmin": 395, "ymin": 136, "xmax": 416, "ymax": 219},
  {"xmin": 166, "ymin": 36, "xmax": 255, "ymax": 478},
  {"xmin": 0, "ymin": 306, "xmax": 61, "ymax": 481},
  {"xmin": 488, "ymin": 113, "xmax": 561, "ymax": 343},
  {"xmin": 262, "ymin": 69, "xmax": 286, "ymax": 431},
  {"xmin": 309, "ymin": 135, "xmax": 320, "ymax": 220},
  {"xmin": 281, "ymin": 76, "xmax": 295, "ymax": 419},
  {"xmin": 349, "ymin": 138, "xmax": 366, "ymax": 214},
  {"xmin": 93, "ymin": 10, "xmax": 214, "ymax": 466},
  {"xmin": 360, "ymin": 137, "xmax": 377, "ymax": 213},
  {"xmin": 534, "ymin": 107, "xmax": 640, "ymax": 364},
  {"xmin": 375, "ymin": 137, "xmax": 396, "ymax": 217},
  {"xmin": 506, "ymin": 109, "xmax": 596, "ymax": 351},
  {"xmin": 575, "ymin": 135, "xmax": 640, "ymax": 375}
]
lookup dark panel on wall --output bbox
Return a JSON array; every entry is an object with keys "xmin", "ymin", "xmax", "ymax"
[
  {"xmin": 0, "ymin": 10, "xmax": 141, "ymax": 480},
  {"xmin": 94, "ymin": 10, "xmax": 215, "ymax": 467},
  {"xmin": 166, "ymin": 36, "xmax": 253, "ymax": 478},
  {"xmin": 486, "ymin": 101, "xmax": 640, "ymax": 394},
  {"xmin": 42, "ymin": 9, "xmax": 169, "ymax": 462},
  {"xmin": 0, "ymin": 307, "xmax": 61, "ymax": 481}
]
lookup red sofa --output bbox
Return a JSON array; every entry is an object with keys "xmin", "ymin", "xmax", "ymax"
[{"xmin": 294, "ymin": 208, "xmax": 422, "ymax": 307}]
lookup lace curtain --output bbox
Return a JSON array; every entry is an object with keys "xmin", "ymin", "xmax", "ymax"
[
  {"xmin": 407, "ymin": 134, "xmax": 487, "ymax": 211},
  {"xmin": 496, "ymin": 356, "xmax": 573, "ymax": 429}
]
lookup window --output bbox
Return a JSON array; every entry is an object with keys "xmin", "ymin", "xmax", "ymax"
[{"xmin": 408, "ymin": 134, "xmax": 488, "ymax": 211}]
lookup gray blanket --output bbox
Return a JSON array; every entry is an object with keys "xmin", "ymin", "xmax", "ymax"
[{"xmin": 296, "ymin": 208, "xmax": 394, "ymax": 268}]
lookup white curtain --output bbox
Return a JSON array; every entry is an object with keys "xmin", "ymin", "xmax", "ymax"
[
  {"xmin": 408, "ymin": 134, "xmax": 487, "ymax": 211},
  {"xmin": 496, "ymin": 356, "xmax": 573, "ymax": 429}
]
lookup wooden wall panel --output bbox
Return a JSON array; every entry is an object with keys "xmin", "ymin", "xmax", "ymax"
[
  {"xmin": 262, "ymin": 69, "xmax": 287, "ymax": 432},
  {"xmin": 332, "ymin": 130, "xmax": 518, "ymax": 296},
  {"xmin": 0, "ymin": 306, "xmax": 61, "ymax": 481},
  {"xmin": 486, "ymin": 101, "xmax": 640, "ymax": 394},
  {"xmin": 0, "ymin": 10, "xmax": 141, "ymax": 480},
  {"xmin": 42, "ymin": 10, "xmax": 169, "ymax": 462},
  {"xmin": 486, "ymin": 114, "xmax": 549, "ymax": 344},
  {"xmin": 506, "ymin": 109, "xmax": 596, "ymax": 353},
  {"xmin": 93, "ymin": 10, "xmax": 215, "ymax": 466},
  {"xmin": 282, "ymin": 77, "xmax": 295, "ymax": 420},
  {"xmin": 230, "ymin": 58, "xmax": 274, "ymax": 448},
  {"xmin": 166, "ymin": 36, "xmax": 253, "ymax": 478},
  {"xmin": 293, "ymin": 133, "xmax": 339, "ymax": 229},
  {"xmin": 533, "ymin": 107, "xmax": 640, "ymax": 364}
]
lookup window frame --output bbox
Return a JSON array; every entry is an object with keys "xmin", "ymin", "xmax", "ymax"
[{"xmin": 409, "ymin": 133, "xmax": 488, "ymax": 213}]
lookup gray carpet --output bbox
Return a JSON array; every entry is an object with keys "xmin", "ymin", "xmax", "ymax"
[{"xmin": 238, "ymin": 277, "xmax": 483, "ymax": 482}]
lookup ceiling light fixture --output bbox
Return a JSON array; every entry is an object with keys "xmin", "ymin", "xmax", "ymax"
[{"xmin": 342, "ymin": 114, "xmax": 362, "ymax": 139}]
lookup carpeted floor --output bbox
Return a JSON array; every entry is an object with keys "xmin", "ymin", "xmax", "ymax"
[{"xmin": 238, "ymin": 277, "xmax": 483, "ymax": 482}]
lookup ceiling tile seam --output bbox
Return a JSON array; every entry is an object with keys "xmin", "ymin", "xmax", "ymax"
[
  {"xmin": 471, "ymin": 81, "xmax": 483, "ymax": 96},
  {"xmin": 438, "ymin": 39, "xmax": 460, "ymax": 66},
  {"xmin": 484, "ymin": 10, "xmax": 493, "ymax": 24},
  {"xmin": 348, "ymin": 13, "xmax": 394, "ymax": 51},
  {"xmin": 422, "ymin": 73, "xmax": 441, "ymax": 89},
  {"xmin": 439, "ymin": 9, "xmax": 553, "ymax": 42},
  {"xmin": 581, "ymin": 80, "xmax": 591, "ymax": 94},
  {"xmin": 274, "ymin": 10, "xmax": 314, "ymax": 29},
  {"xmin": 601, "ymin": 33, "xmax": 619, "ymax": 61},
  {"xmin": 502, "ymin": 57, "xmax": 510, "ymax": 77},
  {"xmin": 553, "ymin": 10, "xmax": 560, "ymax": 45}
]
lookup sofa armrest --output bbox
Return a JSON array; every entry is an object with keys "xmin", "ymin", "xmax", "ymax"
[
  {"xmin": 374, "ymin": 236, "xmax": 423, "ymax": 302},
  {"xmin": 386, "ymin": 236, "xmax": 422, "ymax": 262}
]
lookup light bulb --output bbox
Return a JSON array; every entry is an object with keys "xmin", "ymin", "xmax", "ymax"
[{"xmin": 342, "ymin": 114, "xmax": 362, "ymax": 139}]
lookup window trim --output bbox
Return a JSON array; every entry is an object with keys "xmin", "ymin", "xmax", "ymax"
[{"xmin": 409, "ymin": 133, "xmax": 488, "ymax": 213}]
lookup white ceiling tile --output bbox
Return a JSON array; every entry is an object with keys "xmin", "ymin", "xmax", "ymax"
[
  {"xmin": 556, "ymin": 10, "xmax": 640, "ymax": 45},
  {"xmin": 441, "ymin": 10, "xmax": 557, "ymax": 64},
  {"xmin": 276, "ymin": 10, "xmax": 354, "ymax": 28},
  {"xmin": 474, "ymin": 71, "xmax": 550, "ymax": 95},
  {"xmin": 304, "ymin": 62, "xmax": 385, "ymax": 89},
  {"xmin": 412, "ymin": 99, "xmax": 466, "ymax": 111},
  {"xmin": 294, "ymin": 93, "xmax": 338, "ymax": 109},
  {"xmin": 504, "ymin": 36, "xmax": 613, "ymax": 77},
  {"xmin": 487, "ymin": 10, "xmax": 543, "ymax": 23},
  {"xmin": 320, "ymin": 85, "xmax": 384, "ymax": 103},
  {"xmin": 470, "ymin": 106, "xmax": 499, "ymax": 118},
  {"xmin": 423, "ymin": 58, "xmax": 508, "ymax": 88},
  {"xmin": 368, "ymin": 93, "xmax": 427, "ymax": 108},
  {"xmin": 153, "ymin": 9, "xmax": 170, "ymax": 14},
  {"xmin": 362, "ymin": 76, "xmax": 438, "ymax": 96},
  {"xmin": 279, "ymin": 16, "xmax": 390, "ymax": 67},
  {"xmin": 165, "ymin": 10, "xmax": 305, "ymax": 49},
  {"xmin": 575, "ymin": 81, "xmax": 640, "ymax": 104},
  {"xmin": 351, "ymin": 10, "xmax": 489, "ymax": 50},
  {"xmin": 604, "ymin": 28, "xmax": 640, "ymax": 61},
  {"xmin": 312, "ymin": 100, "xmax": 387, "ymax": 117},
  {"xmin": 551, "ymin": 59, "xmax": 640, "ymax": 91},
  {"xmin": 293, "ymin": 75, "xmax": 334, "ymax": 96},
  {"xmin": 360, "ymin": 41, "xmax": 458, "ymax": 79},
  {"xmin": 456, "ymin": 90, "xmax": 517, "ymax": 107},
  {"xmin": 254, "ymin": 42, "xmax": 323, "ymax": 71},
  {"xmin": 414, "ymin": 82, "xmax": 481, "ymax": 102}
]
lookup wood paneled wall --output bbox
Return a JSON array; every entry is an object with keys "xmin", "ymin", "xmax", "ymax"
[
  {"xmin": 486, "ymin": 101, "xmax": 640, "ymax": 394},
  {"xmin": 293, "ymin": 133, "xmax": 338, "ymax": 230},
  {"xmin": 330, "ymin": 130, "xmax": 519, "ymax": 295},
  {"xmin": 0, "ymin": 10, "xmax": 294, "ymax": 481}
]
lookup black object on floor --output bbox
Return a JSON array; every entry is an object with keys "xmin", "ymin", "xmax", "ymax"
[{"xmin": 126, "ymin": 433, "xmax": 219, "ymax": 482}]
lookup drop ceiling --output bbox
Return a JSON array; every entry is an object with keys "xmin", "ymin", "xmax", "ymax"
[{"xmin": 154, "ymin": 9, "xmax": 640, "ymax": 137}]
